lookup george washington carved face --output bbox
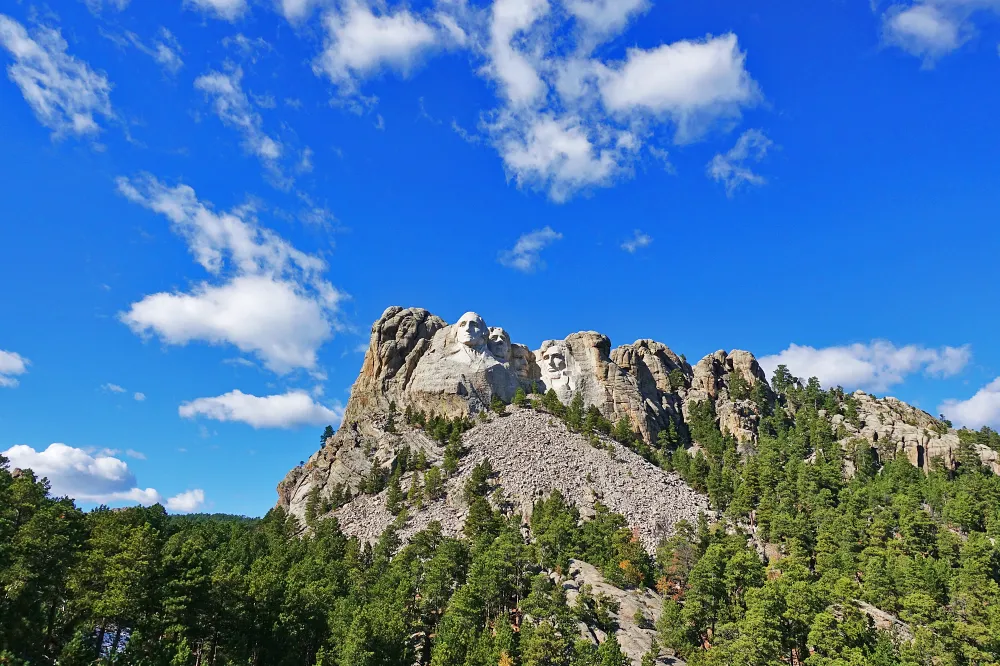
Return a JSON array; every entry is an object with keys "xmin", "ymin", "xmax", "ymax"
[
  {"xmin": 454, "ymin": 312, "xmax": 488, "ymax": 350},
  {"xmin": 488, "ymin": 327, "xmax": 511, "ymax": 362}
]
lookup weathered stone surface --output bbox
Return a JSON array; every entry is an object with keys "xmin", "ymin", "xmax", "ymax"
[
  {"xmin": 326, "ymin": 408, "xmax": 711, "ymax": 553},
  {"xmin": 563, "ymin": 559, "xmax": 684, "ymax": 665},
  {"xmin": 834, "ymin": 390, "xmax": 999, "ymax": 474},
  {"xmin": 341, "ymin": 306, "xmax": 445, "ymax": 424},
  {"xmin": 681, "ymin": 349, "xmax": 771, "ymax": 446},
  {"xmin": 535, "ymin": 332, "xmax": 662, "ymax": 444},
  {"xmin": 611, "ymin": 340, "xmax": 689, "ymax": 444},
  {"xmin": 405, "ymin": 315, "xmax": 522, "ymax": 418}
]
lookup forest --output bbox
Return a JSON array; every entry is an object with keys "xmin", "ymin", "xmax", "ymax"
[{"xmin": 2, "ymin": 369, "xmax": 999, "ymax": 666}]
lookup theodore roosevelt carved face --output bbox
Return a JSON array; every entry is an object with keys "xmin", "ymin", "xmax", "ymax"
[
  {"xmin": 454, "ymin": 312, "xmax": 488, "ymax": 351},
  {"xmin": 488, "ymin": 327, "xmax": 511, "ymax": 362}
]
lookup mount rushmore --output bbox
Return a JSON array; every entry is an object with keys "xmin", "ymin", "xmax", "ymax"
[{"xmin": 277, "ymin": 306, "xmax": 998, "ymax": 536}]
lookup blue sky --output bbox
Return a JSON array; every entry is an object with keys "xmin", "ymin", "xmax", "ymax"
[{"xmin": 1, "ymin": 0, "xmax": 998, "ymax": 516}]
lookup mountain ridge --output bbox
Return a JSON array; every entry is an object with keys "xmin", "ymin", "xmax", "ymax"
[{"xmin": 277, "ymin": 306, "xmax": 999, "ymax": 540}]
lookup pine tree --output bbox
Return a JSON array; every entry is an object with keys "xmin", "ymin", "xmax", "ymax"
[
  {"xmin": 408, "ymin": 472, "xmax": 424, "ymax": 508},
  {"xmin": 386, "ymin": 473, "xmax": 404, "ymax": 515}
]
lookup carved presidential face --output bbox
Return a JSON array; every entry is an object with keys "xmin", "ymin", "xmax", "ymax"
[
  {"xmin": 454, "ymin": 312, "xmax": 488, "ymax": 349},
  {"xmin": 541, "ymin": 344, "xmax": 568, "ymax": 375},
  {"xmin": 488, "ymin": 327, "xmax": 511, "ymax": 362}
]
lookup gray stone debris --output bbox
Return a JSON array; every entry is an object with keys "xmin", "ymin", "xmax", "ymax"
[{"xmin": 331, "ymin": 408, "xmax": 711, "ymax": 553}]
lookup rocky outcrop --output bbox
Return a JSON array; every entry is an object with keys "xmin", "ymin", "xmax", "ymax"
[
  {"xmin": 341, "ymin": 306, "xmax": 445, "ymax": 424},
  {"xmin": 610, "ymin": 340, "xmax": 688, "ymax": 444},
  {"xmin": 833, "ymin": 391, "xmax": 1000, "ymax": 474},
  {"xmin": 563, "ymin": 559, "xmax": 683, "ymax": 665},
  {"xmin": 680, "ymin": 349, "xmax": 771, "ymax": 446}
]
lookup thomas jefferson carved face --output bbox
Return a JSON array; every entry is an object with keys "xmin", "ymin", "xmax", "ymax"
[
  {"xmin": 454, "ymin": 312, "xmax": 488, "ymax": 350},
  {"xmin": 541, "ymin": 344, "xmax": 567, "ymax": 375},
  {"xmin": 488, "ymin": 327, "xmax": 511, "ymax": 362}
]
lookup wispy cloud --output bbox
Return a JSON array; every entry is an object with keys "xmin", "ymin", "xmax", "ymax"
[
  {"xmin": 117, "ymin": 174, "xmax": 347, "ymax": 374},
  {"xmin": 498, "ymin": 226, "xmax": 563, "ymax": 273},
  {"xmin": 621, "ymin": 230, "xmax": 652, "ymax": 253},
  {"xmin": 0, "ymin": 349, "xmax": 30, "ymax": 388},
  {"xmin": 0, "ymin": 15, "xmax": 114, "ymax": 138},
  {"xmin": 707, "ymin": 129, "xmax": 772, "ymax": 196}
]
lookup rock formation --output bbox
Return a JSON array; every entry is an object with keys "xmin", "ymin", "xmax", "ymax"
[{"xmin": 279, "ymin": 305, "xmax": 999, "ymax": 547}]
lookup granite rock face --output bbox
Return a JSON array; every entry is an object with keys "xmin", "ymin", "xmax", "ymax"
[
  {"xmin": 279, "ymin": 305, "xmax": 997, "ymax": 530},
  {"xmin": 832, "ymin": 391, "xmax": 1000, "ymax": 475}
]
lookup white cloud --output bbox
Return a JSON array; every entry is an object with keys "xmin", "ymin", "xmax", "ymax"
[
  {"xmin": 315, "ymin": 0, "xmax": 441, "ymax": 94},
  {"xmin": 195, "ymin": 68, "xmax": 285, "ymax": 176},
  {"xmin": 481, "ymin": 25, "xmax": 759, "ymax": 199},
  {"xmin": 880, "ymin": 1, "xmax": 1000, "ymax": 63},
  {"xmin": 2, "ymin": 442, "xmax": 203, "ymax": 511},
  {"xmin": 102, "ymin": 382, "xmax": 126, "ymax": 393},
  {"xmin": 122, "ymin": 276, "xmax": 334, "ymax": 372},
  {"xmin": 126, "ymin": 28, "xmax": 184, "ymax": 74},
  {"xmin": 134, "ymin": 392, "xmax": 146, "ymax": 401},
  {"xmin": 564, "ymin": 0, "xmax": 649, "ymax": 39},
  {"xmin": 598, "ymin": 34, "xmax": 759, "ymax": 139},
  {"xmin": 0, "ymin": 349, "xmax": 29, "ymax": 388},
  {"xmin": 0, "ymin": 15, "xmax": 114, "ymax": 138},
  {"xmin": 125, "ymin": 449, "xmax": 146, "ymax": 460},
  {"xmin": 621, "ymin": 229, "xmax": 652, "ymax": 253},
  {"xmin": 299, "ymin": 0, "xmax": 760, "ymax": 201},
  {"xmin": 497, "ymin": 113, "xmax": 637, "ymax": 200},
  {"xmin": 117, "ymin": 175, "xmax": 345, "ymax": 374},
  {"xmin": 884, "ymin": 4, "xmax": 962, "ymax": 60},
  {"xmin": 166, "ymin": 488, "xmax": 206, "ymax": 512},
  {"xmin": 760, "ymin": 340, "xmax": 971, "ymax": 393},
  {"xmin": 708, "ymin": 129, "xmax": 772, "ymax": 195},
  {"xmin": 279, "ymin": 0, "xmax": 319, "ymax": 21},
  {"xmin": 498, "ymin": 226, "xmax": 562, "ymax": 272},
  {"xmin": 185, "ymin": 0, "xmax": 248, "ymax": 21},
  {"xmin": 179, "ymin": 389, "xmax": 344, "ymax": 428},
  {"xmin": 940, "ymin": 378, "xmax": 1000, "ymax": 429},
  {"xmin": 487, "ymin": 0, "xmax": 550, "ymax": 106}
]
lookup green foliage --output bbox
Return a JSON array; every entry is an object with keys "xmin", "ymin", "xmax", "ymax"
[
  {"xmin": 513, "ymin": 387, "xmax": 527, "ymax": 408},
  {"xmin": 5, "ymin": 378, "xmax": 1000, "ymax": 666}
]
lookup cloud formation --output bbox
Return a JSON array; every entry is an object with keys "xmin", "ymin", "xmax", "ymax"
[
  {"xmin": 185, "ymin": 0, "xmax": 248, "ymax": 21},
  {"xmin": 880, "ymin": 1, "xmax": 1000, "ymax": 63},
  {"xmin": 0, "ymin": 15, "xmax": 114, "ymax": 138},
  {"xmin": 0, "ymin": 350, "xmax": 30, "ymax": 387},
  {"xmin": 940, "ymin": 378, "xmax": 1000, "ymax": 430},
  {"xmin": 126, "ymin": 28, "xmax": 184, "ymax": 74},
  {"xmin": 301, "ymin": 0, "xmax": 760, "ymax": 201},
  {"xmin": 179, "ymin": 389, "xmax": 345, "ymax": 428},
  {"xmin": 3, "ymin": 443, "xmax": 204, "ymax": 512},
  {"xmin": 759, "ymin": 340, "xmax": 971, "ymax": 392},
  {"xmin": 708, "ymin": 129, "xmax": 772, "ymax": 195},
  {"xmin": 621, "ymin": 229, "xmax": 652, "ymax": 253},
  {"xmin": 498, "ymin": 226, "xmax": 562, "ymax": 272},
  {"xmin": 315, "ymin": 0, "xmax": 444, "ymax": 94},
  {"xmin": 194, "ymin": 68, "xmax": 287, "ymax": 182},
  {"xmin": 117, "ymin": 175, "xmax": 345, "ymax": 374}
]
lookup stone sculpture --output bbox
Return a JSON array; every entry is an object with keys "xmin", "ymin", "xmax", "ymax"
[
  {"xmin": 487, "ymin": 327, "xmax": 511, "ymax": 363},
  {"xmin": 405, "ymin": 311, "xmax": 520, "ymax": 416},
  {"xmin": 538, "ymin": 340, "xmax": 576, "ymax": 402}
]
